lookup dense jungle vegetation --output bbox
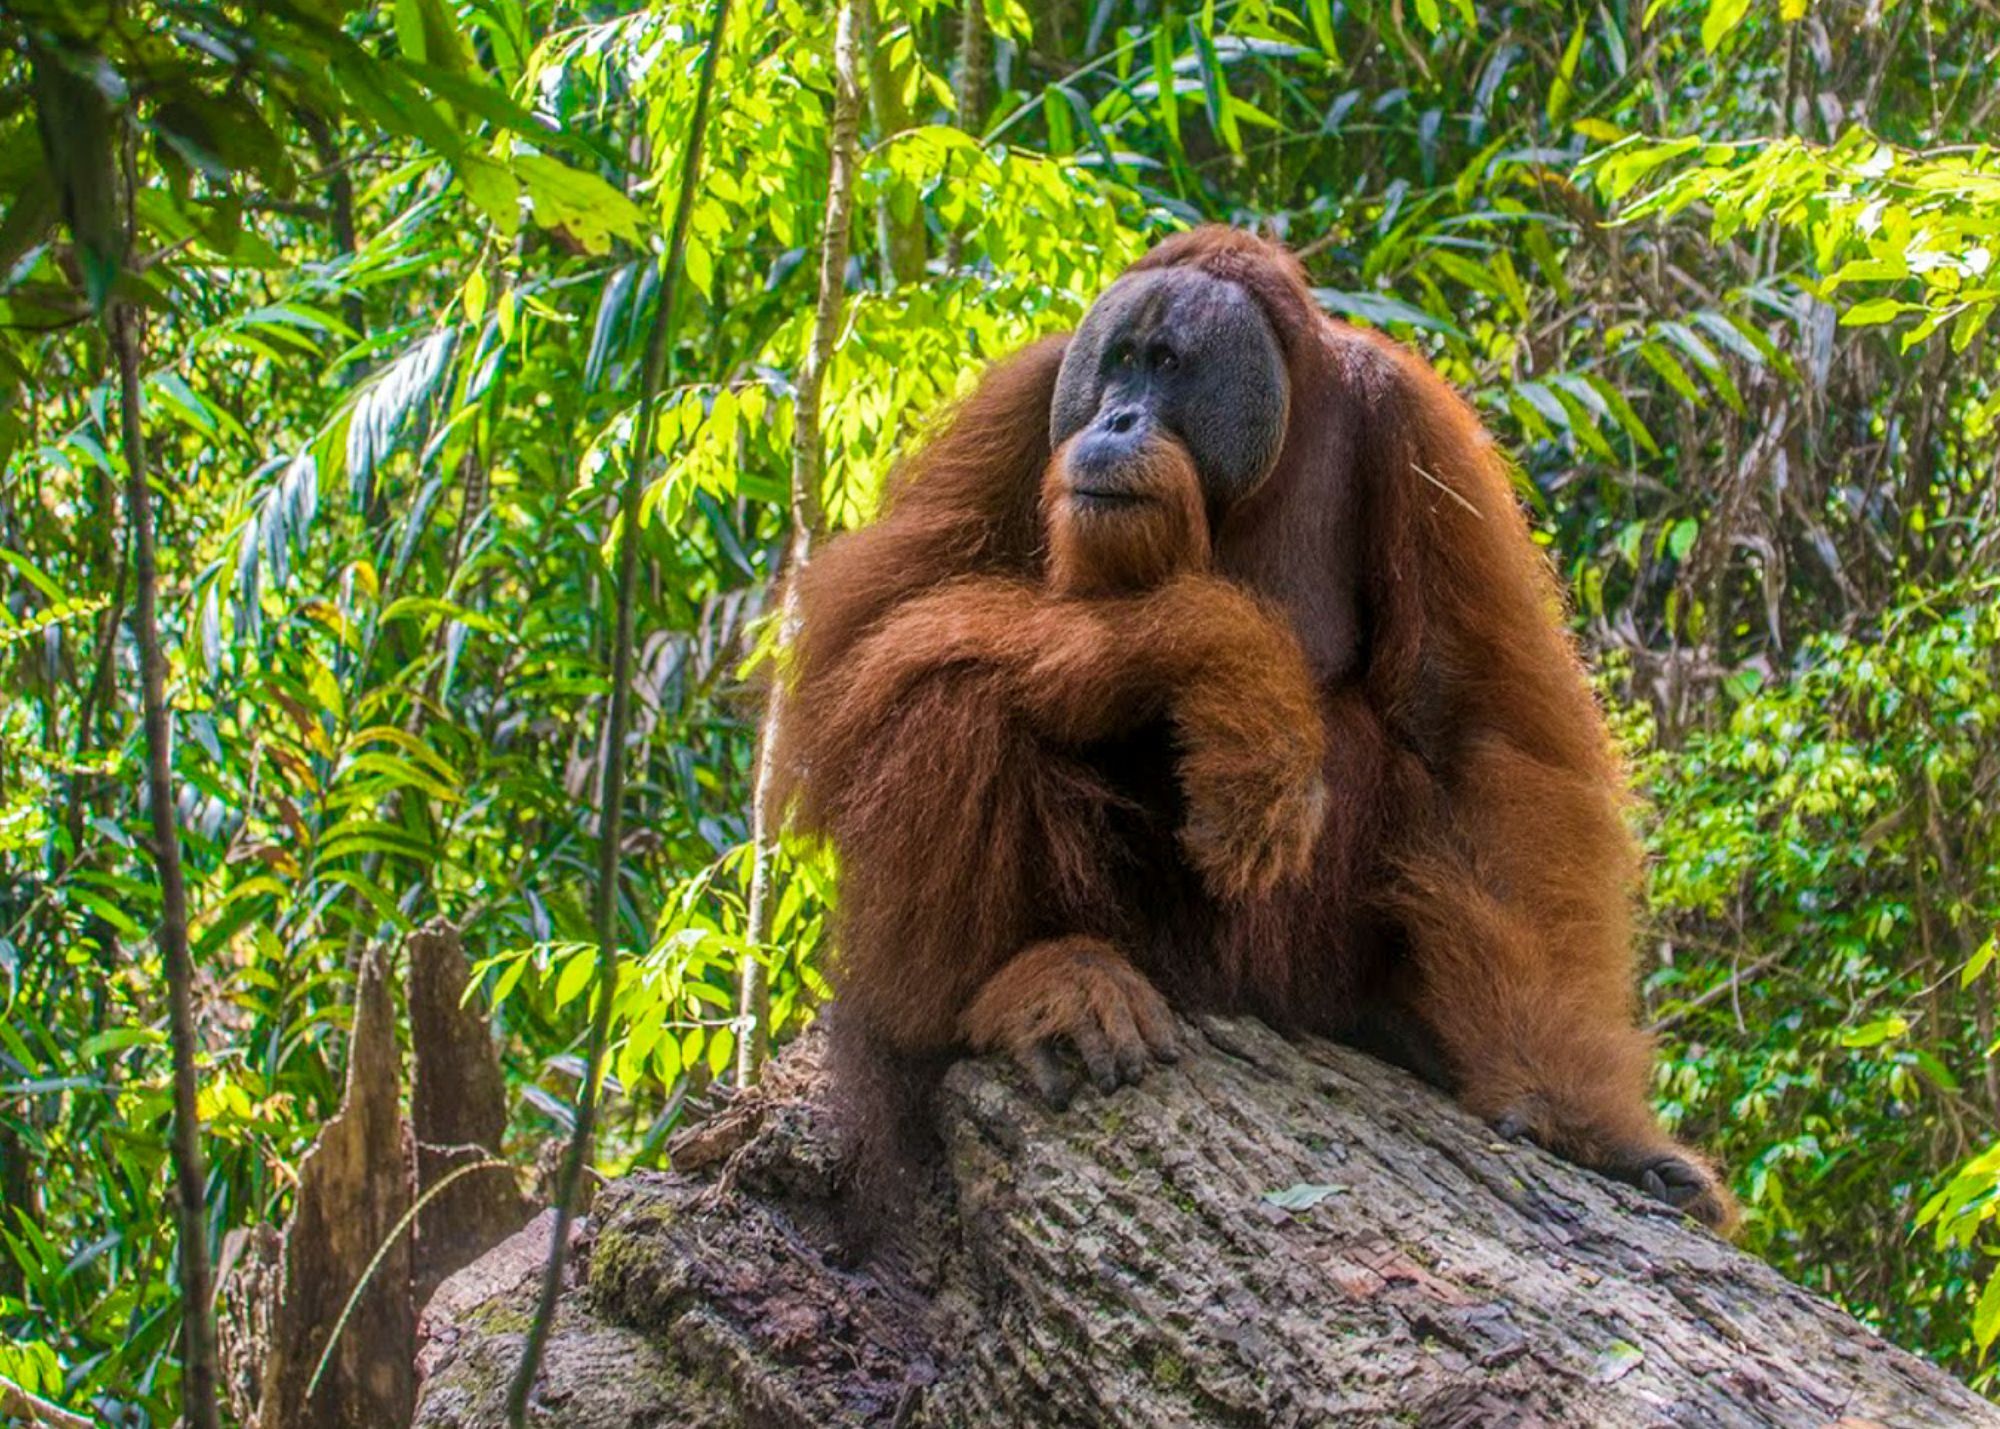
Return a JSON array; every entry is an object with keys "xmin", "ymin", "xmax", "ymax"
[{"xmin": 2, "ymin": 0, "xmax": 1998, "ymax": 1419}]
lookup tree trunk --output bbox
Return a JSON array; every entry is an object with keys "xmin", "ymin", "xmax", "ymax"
[{"xmin": 414, "ymin": 1017, "xmax": 1997, "ymax": 1427}]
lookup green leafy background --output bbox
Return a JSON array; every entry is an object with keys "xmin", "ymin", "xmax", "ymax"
[{"xmin": 1, "ymin": 0, "xmax": 1997, "ymax": 1418}]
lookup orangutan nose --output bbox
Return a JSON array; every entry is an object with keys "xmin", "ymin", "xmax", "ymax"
[{"xmin": 1069, "ymin": 405, "xmax": 1151, "ymax": 482}]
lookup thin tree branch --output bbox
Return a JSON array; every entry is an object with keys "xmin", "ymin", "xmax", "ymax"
[
  {"xmin": 945, "ymin": 0, "xmax": 990, "ymax": 270},
  {"xmin": 113, "ymin": 300, "xmax": 223, "ymax": 1429},
  {"xmin": 505, "ymin": 1, "xmax": 735, "ymax": 1421},
  {"xmin": 863, "ymin": 0, "xmax": 925, "ymax": 286},
  {"xmin": 0, "ymin": 1374, "xmax": 91, "ymax": 1429},
  {"xmin": 736, "ymin": 0, "xmax": 865, "ymax": 1087},
  {"xmin": 1646, "ymin": 948, "xmax": 1789, "ymax": 1034}
]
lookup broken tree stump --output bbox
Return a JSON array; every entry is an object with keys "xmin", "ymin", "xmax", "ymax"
[
  {"xmin": 262, "ymin": 947, "xmax": 416, "ymax": 1429},
  {"xmin": 410, "ymin": 919, "xmax": 533, "ymax": 1310},
  {"xmin": 219, "ymin": 926, "xmax": 531, "ymax": 1428},
  {"xmin": 413, "ymin": 1017, "xmax": 1998, "ymax": 1427}
]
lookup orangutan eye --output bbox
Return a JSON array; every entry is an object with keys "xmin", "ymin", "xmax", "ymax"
[
  {"xmin": 1153, "ymin": 346, "xmax": 1179, "ymax": 373},
  {"xmin": 1115, "ymin": 346, "xmax": 1135, "ymax": 368}
]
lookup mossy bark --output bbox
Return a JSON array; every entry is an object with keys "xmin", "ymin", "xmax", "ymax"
[{"xmin": 415, "ymin": 1018, "xmax": 1998, "ymax": 1427}]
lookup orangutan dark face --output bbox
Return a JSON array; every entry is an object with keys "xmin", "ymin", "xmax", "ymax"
[{"xmin": 1049, "ymin": 267, "xmax": 1291, "ymax": 524}]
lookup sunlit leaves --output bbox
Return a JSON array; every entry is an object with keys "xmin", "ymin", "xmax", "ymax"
[
  {"xmin": 456, "ymin": 154, "xmax": 522, "ymax": 238},
  {"xmin": 514, "ymin": 153, "xmax": 643, "ymax": 254},
  {"xmin": 1919, "ymin": 1142, "xmax": 2000, "ymax": 1354},
  {"xmin": 1588, "ymin": 131, "xmax": 2000, "ymax": 361},
  {"xmin": 1546, "ymin": 22, "xmax": 1586, "ymax": 125},
  {"xmin": 1580, "ymin": 135, "xmax": 1707, "ymax": 202},
  {"xmin": 1840, "ymin": 1015, "xmax": 1910, "ymax": 1049},
  {"xmin": 1643, "ymin": 583, "xmax": 2000, "ymax": 1311}
]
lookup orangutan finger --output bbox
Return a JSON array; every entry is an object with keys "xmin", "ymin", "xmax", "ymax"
[
  {"xmin": 1132, "ymin": 999, "xmax": 1180, "ymax": 1061},
  {"xmin": 1095, "ymin": 999, "xmax": 1150, "ymax": 1084},
  {"xmin": 1019, "ymin": 1039, "xmax": 1074, "ymax": 1110},
  {"xmin": 1068, "ymin": 1016, "xmax": 1120, "ymax": 1094}
]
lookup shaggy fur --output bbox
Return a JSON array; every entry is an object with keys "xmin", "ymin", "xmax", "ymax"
[
  {"xmin": 790, "ymin": 412, "xmax": 1327, "ymax": 1135},
  {"xmin": 778, "ymin": 227, "xmax": 1736, "ymax": 1233}
]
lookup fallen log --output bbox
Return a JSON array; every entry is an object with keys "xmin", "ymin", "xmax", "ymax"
[{"xmin": 413, "ymin": 1017, "xmax": 1997, "ymax": 1427}]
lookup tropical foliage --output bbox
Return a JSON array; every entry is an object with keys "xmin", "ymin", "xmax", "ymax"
[{"xmin": 1, "ymin": 0, "xmax": 1996, "ymax": 1419}]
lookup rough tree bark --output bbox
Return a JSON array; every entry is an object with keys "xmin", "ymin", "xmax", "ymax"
[{"xmin": 414, "ymin": 1017, "xmax": 1997, "ymax": 1428}]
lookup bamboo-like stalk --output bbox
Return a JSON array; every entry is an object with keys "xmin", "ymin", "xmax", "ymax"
[
  {"xmin": 946, "ymin": 0, "xmax": 990, "ymax": 271},
  {"xmin": 956, "ymin": 0, "xmax": 990, "ymax": 136},
  {"xmin": 505, "ymin": 3, "xmax": 734, "ymax": 1421},
  {"xmin": 735, "ymin": 0, "xmax": 866, "ymax": 1088},
  {"xmin": 114, "ymin": 301, "xmax": 223, "ymax": 1429},
  {"xmin": 863, "ymin": 0, "xmax": 926, "ymax": 287}
]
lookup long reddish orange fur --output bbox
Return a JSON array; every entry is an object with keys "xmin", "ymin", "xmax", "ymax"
[{"xmin": 777, "ymin": 227, "xmax": 1735, "ymax": 1232}]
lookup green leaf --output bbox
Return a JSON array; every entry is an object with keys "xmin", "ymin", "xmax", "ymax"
[
  {"xmin": 1187, "ymin": 18, "xmax": 1241, "ymax": 154},
  {"xmin": 1961, "ymin": 937, "xmax": 1997, "ymax": 989},
  {"xmin": 1950, "ymin": 302, "xmax": 1992, "ymax": 354},
  {"xmin": 1261, "ymin": 1182, "xmax": 1347, "ymax": 1210},
  {"xmin": 0, "ymin": 548, "xmax": 66, "ymax": 603},
  {"xmin": 1058, "ymin": 85, "xmax": 1118, "ymax": 173},
  {"xmin": 1304, "ymin": 0, "xmax": 1340, "ymax": 59},
  {"xmin": 332, "ymin": 49, "xmax": 465, "ymax": 160},
  {"xmin": 1977, "ymin": 1266, "xmax": 2000, "ymax": 1352},
  {"xmin": 29, "ymin": 41, "xmax": 122, "ymax": 309},
  {"xmin": 341, "ymin": 751, "xmax": 461, "ymax": 804},
  {"xmin": 1839, "ymin": 297, "xmax": 1918, "ymax": 327},
  {"xmin": 1314, "ymin": 288, "xmax": 1463, "ymax": 335},
  {"xmin": 1548, "ymin": 22, "xmax": 1586, "ymax": 125},
  {"xmin": 395, "ymin": 0, "xmax": 476, "ymax": 74},
  {"xmin": 1634, "ymin": 339, "xmax": 1700, "ymax": 401},
  {"xmin": 456, "ymin": 154, "xmax": 521, "ymax": 237},
  {"xmin": 400, "ymin": 59, "xmax": 554, "ymax": 142},
  {"xmin": 516, "ymin": 154, "xmax": 644, "ymax": 255},
  {"xmin": 77, "ymin": 1027, "xmax": 166, "ymax": 1060},
  {"xmin": 1701, "ymin": 0, "xmax": 1753, "ymax": 51},
  {"xmin": 553, "ymin": 949, "xmax": 597, "ymax": 1009},
  {"xmin": 1150, "ymin": 22, "xmax": 1182, "ymax": 144},
  {"xmin": 1840, "ymin": 1015, "xmax": 1909, "ymax": 1049},
  {"xmin": 1582, "ymin": 374, "xmax": 1660, "ymax": 456},
  {"xmin": 1582, "ymin": 135, "xmax": 1701, "ymax": 202}
]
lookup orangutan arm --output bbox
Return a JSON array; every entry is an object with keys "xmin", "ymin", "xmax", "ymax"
[{"xmin": 834, "ymin": 573, "xmax": 1328, "ymax": 899}]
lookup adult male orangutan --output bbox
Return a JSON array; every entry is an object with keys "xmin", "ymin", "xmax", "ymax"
[{"xmin": 776, "ymin": 226, "xmax": 1735, "ymax": 1233}]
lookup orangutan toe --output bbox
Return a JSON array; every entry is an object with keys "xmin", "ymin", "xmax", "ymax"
[
  {"xmin": 1490, "ymin": 1110, "xmax": 1536, "ymax": 1143},
  {"xmin": 1479, "ymin": 1094, "xmax": 1738, "ymax": 1236},
  {"xmin": 1018, "ymin": 1039, "xmax": 1075, "ymax": 1110},
  {"xmin": 1636, "ymin": 1153, "xmax": 1738, "ymax": 1233}
]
